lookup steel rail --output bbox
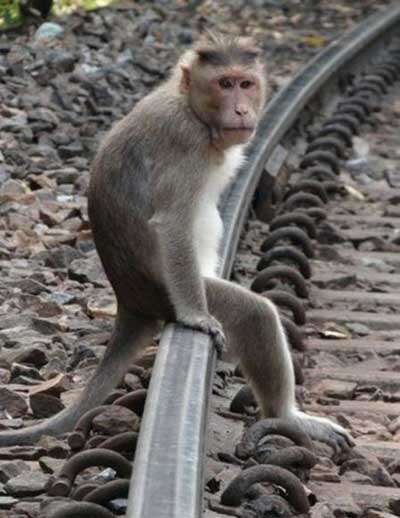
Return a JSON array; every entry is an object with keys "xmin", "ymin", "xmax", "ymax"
[{"xmin": 127, "ymin": 5, "xmax": 400, "ymax": 518}]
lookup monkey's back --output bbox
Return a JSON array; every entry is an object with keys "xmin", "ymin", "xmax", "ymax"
[{"xmin": 88, "ymin": 86, "xmax": 208, "ymax": 319}]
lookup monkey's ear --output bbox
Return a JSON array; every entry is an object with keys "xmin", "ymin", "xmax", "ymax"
[{"xmin": 180, "ymin": 65, "xmax": 191, "ymax": 94}]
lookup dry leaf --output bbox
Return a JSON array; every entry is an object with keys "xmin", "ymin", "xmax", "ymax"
[
  {"xmin": 29, "ymin": 373, "xmax": 66, "ymax": 396},
  {"xmin": 344, "ymin": 184, "xmax": 365, "ymax": 200},
  {"xmin": 87, "ymin": 297, "xmax": 117, "ymax": 318},
  {"xmin": 302, "ymin": 34, "xmax": 326, "ymax": 48},
  {"xmin": 319, "ymin": 322, "xmax": 351, "ymax": 340}
]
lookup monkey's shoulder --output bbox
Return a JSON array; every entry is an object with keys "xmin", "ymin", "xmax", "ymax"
[{"xmin": 127, "ymin": 88, "xmax": 208, "ymax": 153}]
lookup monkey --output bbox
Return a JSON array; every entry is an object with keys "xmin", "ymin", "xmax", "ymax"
[{"xmin": 0, "ymin": 33, "xmax": 353, "ymax": 453}]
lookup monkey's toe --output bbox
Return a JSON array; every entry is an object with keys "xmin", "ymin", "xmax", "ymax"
[{"xmin": 292, "ymin": 411, "xmax": 354, "ymax": 456}]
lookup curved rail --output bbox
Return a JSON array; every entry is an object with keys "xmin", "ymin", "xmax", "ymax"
[{"xmin": 127, "ymin": 5, "xmax": 400, "ymax": 517}]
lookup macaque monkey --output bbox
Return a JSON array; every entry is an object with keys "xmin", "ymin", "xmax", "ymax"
[{"xmin": 0, "ymin": 33, "xmax": 353, "ymax": 452}]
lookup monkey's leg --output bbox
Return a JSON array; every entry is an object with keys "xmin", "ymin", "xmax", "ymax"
[
  {"xmin": 0, "ymin": 308, "xmax": 158, "ymax": 446},
  {"xmin": 205, "ymin": 278, "xmax": 353, "ymax": 452}
]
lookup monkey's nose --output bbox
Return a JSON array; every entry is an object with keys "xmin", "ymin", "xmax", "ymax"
[{"xmin": 235, "ymin": 105, "xmax": 248, "ymax": 116}]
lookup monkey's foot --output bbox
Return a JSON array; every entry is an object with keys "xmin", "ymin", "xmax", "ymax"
[
  {"xmin": 178, "ymin": 313, "xmax": 226, "ymax": 355},
  {"xmin": 291, "ymin": 410, "xmax": 354, "ymax": 456}
]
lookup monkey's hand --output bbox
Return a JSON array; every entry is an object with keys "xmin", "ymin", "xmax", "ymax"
[
  {"xmin": 178, "ymin": 313, "xmax": 226, "ymax": 356},
  {"xmin": 291, "ymin": 410, "xmax": 354, "ymax": 458}
]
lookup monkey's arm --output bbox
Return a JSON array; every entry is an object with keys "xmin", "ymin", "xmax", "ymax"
[{"xmin": 149, "ymin": 174, "xmax": 225, "ymax": 350}]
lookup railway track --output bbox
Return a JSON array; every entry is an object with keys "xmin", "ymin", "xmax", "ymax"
[{"xmin": 4, "ymin": 3, "xmax": 400, "ymax": 518}]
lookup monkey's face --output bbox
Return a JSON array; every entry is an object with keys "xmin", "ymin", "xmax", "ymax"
[{"xmin": 183, "ymin": 63, "xmax": 266, "ymax": 150}]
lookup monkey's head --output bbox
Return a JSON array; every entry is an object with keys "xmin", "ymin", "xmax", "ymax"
[{"xmin": 179, "ymin": 33, "xmax": 267, "ymax": 151}]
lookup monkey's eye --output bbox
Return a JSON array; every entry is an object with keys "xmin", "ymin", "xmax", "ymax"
[
  {"xmin": 240, "ymin": 80, "xmax": 253, "ymax": 89},
  {"xmin": 219, "ymin": 78, "xmax": 234, "ymax": 89}
]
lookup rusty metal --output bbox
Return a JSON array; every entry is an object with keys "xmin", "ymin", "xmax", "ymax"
[
  {"xmin": 114, "ymin": 389, "xmax": 147, "ymax": 416},
  {"xmin": 303, "ymin": 165, "xmax": 339, "ymax": 182},
  {"xmin": 269, "ymin": 212, "xmax": 317, "ymax": 238},
  {"xmin": 260, "ymin": 227, "xmax": 314, "ymax": 257},
  {"xmin": 257, "ymin": 246, "xmax": 312, "ymax": 278},
  {"xmin": 236, "ymin": 418, "xmax": 313, "ymax": 460},
  {"xmin": 356, "ymin": 76, "xmax": 388, "ymax": 94},
  {"xmin": 300, "ymin": 150, "xmax": 341, "ymax": 173},
  {"xmin": 252, "ymin": 435, "xmax": 295, "ymax": 458},
  {"xmin": 292, "ymin": 353, "xmax": 305, "ymax": 385},
  {"xmin": 375, "ymin": 64, "xmax": 398, "ymax": 82},
  {"xmin": 255, "ymin": 445, "xmax": 318, "ymax": 470},
  {"xmin": 281, "ymin": 317, "xmax": 305, "ymax": 351},
  {"xmin": 49, "ymin": 449, "xmax": 132, "ymax": 497},
  {"xmin": 251, "ymin": 265, "xmax": 309, "ymax": 298},
  {"xmin": 306, "ymin": 136, "xmax": 347, "ymax": 158},
  {"xmin": 283, "ymin": 191, "xmax": 326, "ymax": 211},
  {"xmin": 263, "ymin": 289, "xmax": 306, "ymax": 325},
  {"xmin": 68, "ymin": 392, "xmax": 144, "ymax": 452},
  {"xmin": 241, "ymin": 495, "xmax": 291, "ymax": 518},
  {"xmin": 72, "ymin": 482, "xmax": 100, "ymax": 500},
  {"xmin": 322, "ymin": 180, "xmax": 345, "ymax": 195},
  {"xmin": 84, "ymin": 479, "xmax": 130, "ymax": 504},
  {"xmin": 68, "ymin": 406, "xmax": 110, "ymax": 450},
  {"xmin": 285, "ymin": 180, "xmax": 329, "ymax": 203},
  {"xmin": 103, "ymin": 390, "xmax": 126, "ymax": 405},
  {"xmin": 326, "ymin": 113, "xmax": 361, "ymax": 133},
  {"xmin": 299, "ymin": 207, "xmax": 327, "ymax": 221},
  {"xmin": 220, "ymin": 464, "xmax": 310, "ymax": 512},
  {"xmin": 336, "ymin": 104, "xmax": 367, "ymax": 123},
  {"xmin": 46, "ymin": 502, "xmax": 116, "ymax": 518},
  {"xmin": 338, "ymin": 98, "xmax": 371, "ymax": 116},
  {"xmin": 86, "ymin": 435, "xmax": 108, "ymax": 449},
  {"xmin": 316, "ymin": 123, "xmax": 353, "ymax": 146},
  {"xmin": 98, "ymin": 432, "xmax": 138, "ymax": 458}
]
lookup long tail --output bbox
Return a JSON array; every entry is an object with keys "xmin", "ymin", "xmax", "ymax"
[{"xmin": 0, "ymin": 311, "xmax": 157, "ymax": 446}]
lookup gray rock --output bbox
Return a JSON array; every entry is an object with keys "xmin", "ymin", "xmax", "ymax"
[
  {"xmin": 0, "ymin": 388, "xmax": 28, "ymax": 418},
  {"xmin": 345, "ymin": 322, "xmax": 370, "ymax": 336},
  {"xmin": 0, "ymin": 346, "xmax": 49, "ymax": 369},
  {"xmin": 0, "ymin": 461, "xmax": 29, "ymax": 484},
  {"xmin": 47, "ymin": 291, "xmax": 76, "ymax": 306},
  {"xmin": 37, "ymin": 244, "xmax": 84, "ymax": 269},
  {"xmin": 390, "ymin": 498, "xmax": 400, "ymax": 516},
  {"xmin": 30, "ymin": 393, "xmax": 64, "ymax": 418},
  {"xmin": 110, "ymin": 498, "xmax": 128, "ymax": 514},
  {"xmin": 10, "ymin": 363, "xmax": 43, "ymax": 381},
  {"xmin": 92, "ymin": 406, "xmax": 140, "ymax": 435},
  {"xmin": 0, "ymin": 446, "xmax": 46, "ymax": 461},
  {"xmin": 34, "ymin": 23, "xmax": 64, "ymax": 41},
  {"xmin": 37, "ymin": 436, "xmax": 70, "ymax": 459},
  {"xmin": 5, "ymin": 471, "xmax": 49, "ymax": 497},
  {"xmin": 39, "ymin": 456, "xmax": 65, "ymax": 475},
  {"xmin": 0, "ymin": 179, "xmax": 26, "ymax": 196},
  {"xmin": 0, "ymin": 496, "xmax": 18, "ymax": 509},
  {"xmin": 360, "ymin": 257, "xmax": 391, "ymax": 271},
  {"xmin": 68, "ymin": 257, "xmax": 107, "ymax": 286},
  {"xmin": 14, "ymin": 501, "xmax": 41, "ymax": 516},
  {"xmin": 46, "ymin": 50, "xmax": 76, "ymax": 73}
]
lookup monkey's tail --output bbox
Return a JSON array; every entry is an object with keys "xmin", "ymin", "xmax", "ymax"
[{"xmin": 0, "ymin": 311, "xmax": 158, "ymax": 446}]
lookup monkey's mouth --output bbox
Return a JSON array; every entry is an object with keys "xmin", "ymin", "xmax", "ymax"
[{"xmin": 222, "ymin": 127, "xmax": 254, "ymax": 132}]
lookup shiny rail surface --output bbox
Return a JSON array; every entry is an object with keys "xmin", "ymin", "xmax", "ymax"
[{"xmin": 127, "ymin": 5, "xmax": 400, "ymax": 518}]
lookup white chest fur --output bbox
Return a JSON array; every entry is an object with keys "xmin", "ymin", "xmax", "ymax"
[{"xmin": 193, "ymin": 145, "xmax": 246, "ymax": 277}]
